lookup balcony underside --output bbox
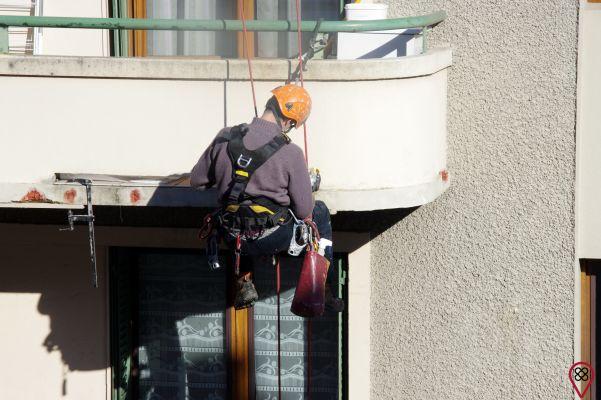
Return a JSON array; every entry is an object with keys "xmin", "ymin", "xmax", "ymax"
[{"xmin": 0, "ymin": 48, "xmax": 451, "ymax": 212}]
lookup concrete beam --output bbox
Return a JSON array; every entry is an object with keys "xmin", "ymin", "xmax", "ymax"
[{"xmin": 0, "ymin": 47, "xmax": 451, "ymax": 81}]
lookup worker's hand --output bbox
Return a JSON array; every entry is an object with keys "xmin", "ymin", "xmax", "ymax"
[{"xmin": 309, "ymin": 168, "xmax": 321, "ymax": 192}]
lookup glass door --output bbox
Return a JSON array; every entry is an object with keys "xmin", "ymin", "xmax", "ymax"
[{"xmin": 110, "ymin": 247, "xmax": 346, "ymax": 400}]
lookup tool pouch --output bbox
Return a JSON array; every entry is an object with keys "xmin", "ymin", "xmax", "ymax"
[
  {"xmin": 207, "ymin": 232, "xmax": 221, "ymax": 271},
  {"xmin": 291, "ymin": 248, "xmax": 330, "ymax": 318}
]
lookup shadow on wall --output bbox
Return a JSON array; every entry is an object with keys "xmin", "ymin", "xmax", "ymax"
[
  {"xmin": 0, "ymin": 241, "xmax": 109, "ymax": 373},
  {"xmin": 0, "ymin": 200, "xmax": 416, "ymax": 385}
]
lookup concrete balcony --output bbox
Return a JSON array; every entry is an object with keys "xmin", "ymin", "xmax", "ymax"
[{"xmin": 0, "ymin": 48, "xmax": 451, "ymax": 212}]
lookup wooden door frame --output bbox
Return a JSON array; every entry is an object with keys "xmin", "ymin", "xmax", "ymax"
[
  {"xmin": 581, "ymin": 259, "xmax": 597, "ymax": 400},
  {"xmin": 227, "ymin": 264, "xmax": 254, "ymax": 400},
  {"xmin": 128, "ymin": 0, "xmax": 147, "ymax": 57},
  {"xmin": 237, "ymin": 0, "xmax": 255, "ymax": 59}
]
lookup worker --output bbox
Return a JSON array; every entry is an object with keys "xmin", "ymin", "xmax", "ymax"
[{"xmin": 190, "ymin": 84, "xmax": 343, "ymax": 312}]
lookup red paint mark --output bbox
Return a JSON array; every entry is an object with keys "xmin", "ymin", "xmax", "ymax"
[
  {"xmin": 440, "ymin": 170, "xmax": 449, "ymax": 182},
  {"xmin": 130, "ymin": 189, "xmax": 141, "ymax": 204},
  {"xmin": 63, "ymin": 189, "xmax": 77, "ymax": 204},
  {"xmin": 20, "ymin": 189, "xmax": 49, "ymax": 203}
]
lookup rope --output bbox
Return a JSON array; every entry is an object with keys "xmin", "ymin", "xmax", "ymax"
[
  {"xmin": 275, "ymin": 256, "xmax": 282, "ymax": 399},
  {"xmin": 294, "ymin": 0, "xmax": 309, "ymax": 163},
  {"xmin": 294, "ymin": 3, "xmax": 312, "ymax": 399},
  {"xmin": 238, "ymin": 3, "xmax": 312, "ymax": 398},
  {"xmin": 307, "ymin": 318, "xmax": 312, "ymax": 400},
  {"xmin": 238, "ymin": 0, "xmax": 258, "ymax": 118}
]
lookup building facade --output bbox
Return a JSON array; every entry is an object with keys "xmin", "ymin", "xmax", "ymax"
[{"xmin": 0, "ymin": 0, "xmax": 595, "ymax": 399}]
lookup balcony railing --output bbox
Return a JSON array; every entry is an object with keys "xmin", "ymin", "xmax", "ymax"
[{"xmin": 0, "ymin": 11, "xmax": 446, "ymax": 55}]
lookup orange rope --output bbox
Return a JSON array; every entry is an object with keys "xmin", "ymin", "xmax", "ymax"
[
  {"xmin": 239, "ymin": 0, "xmax": 258, "ymax": 117},
  {"xmin": 276, "ymin": 256, "xmax": 282, "ymax": 399},
  {"xmin": 239, "ymin": 2, "xmax": 313, "ymax": 398},
  {"xmin": 294, "ymin": 3, "xmax": 312, "ymax": 399},
  {"xmin": 295, "ymin": 0, "xmax": 309, "ymax": 163}
]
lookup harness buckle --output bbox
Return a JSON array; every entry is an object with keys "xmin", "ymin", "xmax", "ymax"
[{"xmin": 237, "ymin": 154, "xmax": 253, "ymax": 168}]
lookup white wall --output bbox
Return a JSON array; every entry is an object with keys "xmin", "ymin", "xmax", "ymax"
[
  {"xmin": 39, "ymin": 0, "xmax": 109, "ymax": 56},
  {"xmin": 577, "ymin": 4, "xmax": 601, "ymax": 258},
  {"xmin": 0, "ymin": 234, "xmax": 108, "ymax": 400}
]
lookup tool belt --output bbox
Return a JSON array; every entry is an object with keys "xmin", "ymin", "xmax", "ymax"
[{"xmin": 217, "ymin": 197, "xmax": 289, "ymax": 235}]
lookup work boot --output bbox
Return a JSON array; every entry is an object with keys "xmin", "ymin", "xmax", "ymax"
[
  {"xmin": 234, "ymin": 273, "xmax": 259, "ymax": 310},
  {"xmin": 325, "ymin": 284, "xmax": 344, "ymax": 313}
]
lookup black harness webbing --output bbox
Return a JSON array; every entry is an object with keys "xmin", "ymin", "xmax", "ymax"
[
  {"xmin": 224, "ymin": 124, "xmax": 289, "ymax": 205},
  {"xmin": 218, "ymin": 124, "xmax": 290, "ymax": 233}
]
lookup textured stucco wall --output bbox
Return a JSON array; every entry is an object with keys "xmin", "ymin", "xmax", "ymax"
[{"xmin": 372, "ymin": 1, "xmax": 578, "ymax": 399}]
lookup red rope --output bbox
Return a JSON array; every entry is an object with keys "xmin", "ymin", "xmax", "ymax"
[
  {"xmin": 295, "ymin": 0, "xmax": 309, "ymax": 163},
  {"xmin": 307, "ymin": 318, "xmax": 312, "ymax": 400},
  {"xmin": 294, "ymin": 3, "xmax": 312, "ymax": 399},
  {"xmin": 239, "ymin": 2, "xmax": 311, "ymax": 398},
  {"xmin": 276, "ymin": 256, "xmax": 282, "ymax": 399},
  {"xmin": 239, "ymin": 0, "xmax": 258, "ymax": 118}
]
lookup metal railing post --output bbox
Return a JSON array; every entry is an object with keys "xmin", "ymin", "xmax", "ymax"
[{"xmin": 0, "ymin": 27, "xmax": 8, "ymax": 54}]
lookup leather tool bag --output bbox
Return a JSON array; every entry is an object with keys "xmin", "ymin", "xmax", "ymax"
[{"xmin": 291, "ymin": 223, "xmax": 330, "ymax": 318}]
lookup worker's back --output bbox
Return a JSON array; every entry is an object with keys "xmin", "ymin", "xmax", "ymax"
[{"xmin": 190, "ymin": 117, "xmax": 314, "ymax": 219}]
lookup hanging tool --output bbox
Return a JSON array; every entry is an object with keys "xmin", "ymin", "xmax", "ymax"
[
  {"xmin": 290, "ymin": 18, "xmax": 327, "ymax": 83},
  {"xmin": 60, "ymin": 179, "xmax": 98, "ymax": 288}
]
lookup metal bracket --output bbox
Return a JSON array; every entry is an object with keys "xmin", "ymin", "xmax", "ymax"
[
  {"xmin": 290, "ymin": 19, "xmax": 328, "ymax": 83},
  {"xmin": 60, "ymin": 179, "xmax": 98, "ymax": 288},
  {"xmin": 0, "ymin": 26, "xmax": 9, "ymax": 54},
  {"xmin": 306, "ymin": 19, "xmax": 328, "ymax": 62}
]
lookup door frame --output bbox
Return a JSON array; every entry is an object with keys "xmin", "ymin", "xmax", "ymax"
[{"xmin": 108, "ymin": 242, "xmax": 357, "ymax": 399}]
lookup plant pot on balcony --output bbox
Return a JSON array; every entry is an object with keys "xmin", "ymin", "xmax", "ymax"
[{"xmin": 337, "ymin": 3, "xmax": 423, "ymax": 59}]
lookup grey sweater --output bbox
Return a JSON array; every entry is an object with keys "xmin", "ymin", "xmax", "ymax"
[{"xmin": 190, "ymin": 118, "xmax": 314, "ymax": 219}]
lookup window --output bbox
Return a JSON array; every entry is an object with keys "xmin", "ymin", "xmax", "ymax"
[
  {"xmin": 110, "ymin": 0, "xmax": 343, "ymax": 58},
  {"xmin": 581, "ymin": 260, "xmax": 600, "ymax": 400},
  {"xmin": 110, "ymin": 247, "xmax": 347, "ymax": 400},
  {"xmin": 0, "ymin": 0, "xmax": 38, "ymax": 54}
]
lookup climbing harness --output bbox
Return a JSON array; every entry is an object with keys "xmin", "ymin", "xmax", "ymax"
[{"xmin": 218, "ymin": 123, "xmax": 290, "ymax": 238}]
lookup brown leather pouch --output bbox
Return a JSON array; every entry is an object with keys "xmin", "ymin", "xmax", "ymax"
[{"xmin": 291, "ymin": 249, "xmax": 330, "ymax": 318}]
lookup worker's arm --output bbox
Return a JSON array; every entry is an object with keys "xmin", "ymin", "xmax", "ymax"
[
  {"xmin": 190, "ymin": 129, "xmax": 227, "ymax": 189},
  {"xmin": 288, "ymin": 147, "xmax": 314, "ymax": 219}
]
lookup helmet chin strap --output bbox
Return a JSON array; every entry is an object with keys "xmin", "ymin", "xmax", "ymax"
[
  {"xmin": 269, "ymin": 105, "xmax": 294, "ymax": 134},
  {"xmin": 282, "ymin": 123, "xmax": 295, "ymax": 134}
]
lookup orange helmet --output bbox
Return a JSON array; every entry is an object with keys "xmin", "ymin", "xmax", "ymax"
[{"xmin": 271, "ymin": 84, "xmax": 312, "ymax": 127}]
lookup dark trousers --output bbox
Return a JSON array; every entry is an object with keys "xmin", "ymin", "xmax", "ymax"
[{"xmin": 227, "ymin": 200, "xmax": 335, "ymax": 285}]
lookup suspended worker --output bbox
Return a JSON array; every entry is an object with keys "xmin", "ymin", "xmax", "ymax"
[{"xmin": 190, "ymin": 84, "xmax": 343, "ymax": 312}]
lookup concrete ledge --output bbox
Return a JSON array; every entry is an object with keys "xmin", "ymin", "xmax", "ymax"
[
  {"xmin": 318, "ymin": 177, "xmax": 450, "ymax": 212},
  {"xmin": 0, "ymin": 55, "xmax": 228, "ymax": 80},
  {"xmin": 0, "ymin": 47, "xmax": 451, "ymax": 81},
  {"xmin": 0, "ymin": 177, "xmax": 449, "ymax": 211}
]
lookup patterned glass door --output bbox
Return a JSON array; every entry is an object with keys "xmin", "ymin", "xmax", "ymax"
[
  {"xmin": 253, "ymin": 257, "xmax": 341, "ymax": 400},
  {"xmin": 110, "ymin": 248, "xmax": 345, "ymax": 400}
]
